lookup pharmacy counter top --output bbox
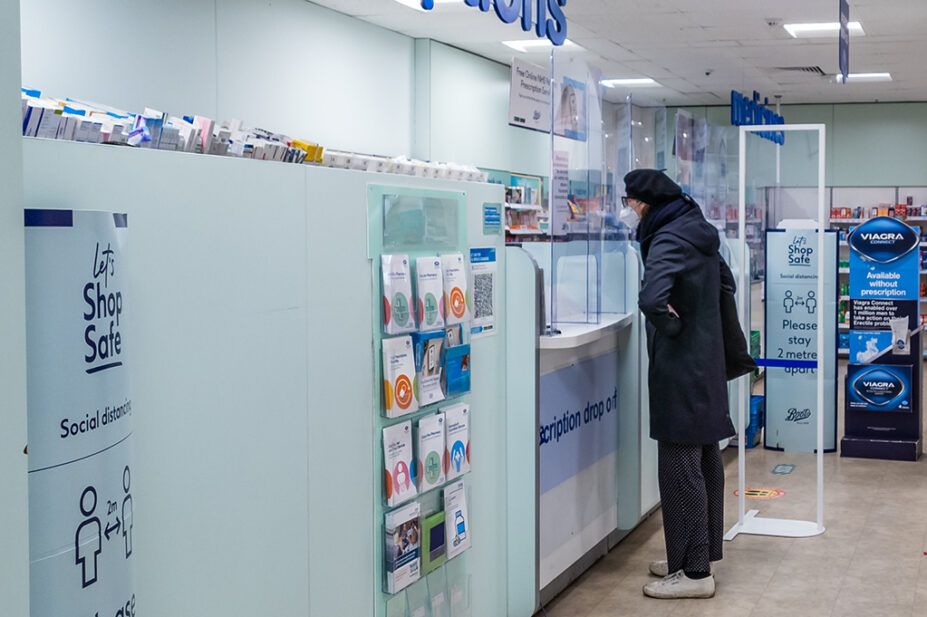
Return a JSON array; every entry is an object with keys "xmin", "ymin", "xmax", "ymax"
[{"xmin": 539, "ymin": 313, "xmax": 634, "ymax": 350}]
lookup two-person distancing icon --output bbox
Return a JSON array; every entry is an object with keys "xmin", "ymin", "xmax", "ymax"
[
  {"xmin": 783, "ymin": 290, "xmax": 817, "ymax": 315},
  {"xmin": 74, "ymin": 465, "xmax": 134, "ymax": 588}
]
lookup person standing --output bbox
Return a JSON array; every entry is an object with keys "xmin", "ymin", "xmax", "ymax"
[{"xmin": 620, "ymin": 169, "xmax": 754, "ymax": 599}]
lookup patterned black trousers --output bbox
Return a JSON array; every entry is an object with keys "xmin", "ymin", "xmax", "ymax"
[{"xmin": 657, "ymin": 441, "xmax": 725, "ymax": 575}]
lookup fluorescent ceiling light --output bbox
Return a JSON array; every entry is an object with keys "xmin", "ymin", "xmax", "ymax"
[
  {"xmin": 601, "ymin": 78, "xmax": 659, "ymax": 88},
  {"xmin": 502, "ymin": 39, "xmax": 578, "ymax": 53},
  {"xmin": 392, "ymin": 0, "xmax": 461, "ymax": 11},
  {"xmin": 835, "ymin": 72, "xmax": 892, "ymax": 83},
  {"xmin": 784, "ymin": 21, "xmax": 864, "ymax": 38}
]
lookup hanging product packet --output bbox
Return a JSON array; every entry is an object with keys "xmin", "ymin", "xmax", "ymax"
[
  {"xmin": 382, "ymin": 254, "xmax": 416, "ymax": 334},
  {"xmin": 441, "ymin": 253, "xmax": 471, "ymax": 325},
  {"xmin": 384, "ymin": 500, "xmax": 422, "ymax": 594},
  {"xmin": 383, "ymin": 421, "xmax": 417, "ymax": 506},
  {"xmin": 416, "ymin": 256, "xmax": 446, "ymax": 330},
  {"xmin": 383, "ymin": 336, "xmax": 420, "ymax": 418},
  {"xmin": 411, "ymin": 330, "xmax": 446, "ymax": 407},
  {"xmin": 443, "ymin": 480, "xmax": 471, "ymax": 560},
  {"xmin": 415, "ymin": 412, "xmax": 447, "ymax": 493},
  {"xmin": 442, "ymin": 403, "xmax": 470, "ymax": 480}
]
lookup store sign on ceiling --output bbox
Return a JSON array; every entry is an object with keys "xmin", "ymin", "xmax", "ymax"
[
  {"xmin": 420, "ymin": 0, "xmax": 569, "ymax": 46},
  {"xmin": 730, "ymin": 90, "xmax": 785, "ymax": 145}
]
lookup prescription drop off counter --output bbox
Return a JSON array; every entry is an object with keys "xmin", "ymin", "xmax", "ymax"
[{"xmin": 505, "ymin": 240, "xmax": 654, "ymax": 612}]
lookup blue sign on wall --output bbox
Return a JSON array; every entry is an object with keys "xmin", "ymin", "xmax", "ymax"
[
  {"xmin": 422, "ymin": 0, "xmax": 568, "ymax": 46},
  {"xmin": 730, "ymin": 90, "xmax": 785, "ymax": 145}
]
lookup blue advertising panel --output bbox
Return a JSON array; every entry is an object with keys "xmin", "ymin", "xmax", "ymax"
[
  {"xmin": 842, "ymin": 216, "xmax": 923, "ymax": 460},
  {"xmin": 764, "ymin": 230, "xmax": 837, "ymax": 452},
  {"xmin": 848, "ymin": 217, "xmax": 920, "ymax": 348}
]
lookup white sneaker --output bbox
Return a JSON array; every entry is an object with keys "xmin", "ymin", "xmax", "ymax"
[
  {"xmin": 642, "ymin": 571, "xmax": 715, "ymax": 599},
  {"xmin": 649, "ymin": 560, "xmax": 719, "ymax": 577}
]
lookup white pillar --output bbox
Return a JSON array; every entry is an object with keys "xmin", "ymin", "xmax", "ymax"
[{"xmin": 0, "ymin": 0, "xmax": 31, "ymax": 613}]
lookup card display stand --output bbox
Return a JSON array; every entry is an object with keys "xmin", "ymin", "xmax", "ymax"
[{"xmin": 369, "ymin": 185, "xmax": 473, "ymax": 617}]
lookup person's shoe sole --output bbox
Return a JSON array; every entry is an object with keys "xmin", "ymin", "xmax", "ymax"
[{"xmin": 642, "ymin": 584, "xmax": 715, "ymax": 599}]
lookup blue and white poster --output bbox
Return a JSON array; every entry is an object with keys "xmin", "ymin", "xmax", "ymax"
[
  {"xmin": 538, "ymin": 351, "xmax": 618, "ymax": 588},
  {"xmin": 25, "ymin": 210, "xmax": 135, "ymax": 617},
  {"xmin": 764, "ymin": 230, "xmax": 837, "ymax": 451},
  {"xmin": 553, "ymin": 76, "xmax": 586, "ymax": 142}
]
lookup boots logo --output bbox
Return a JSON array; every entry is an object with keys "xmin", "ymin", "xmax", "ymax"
[
  {"xmin": 848, "ymin": 217, "xmax": 919, "ymax": 263},
  {"xmin": 785, "ymin": 408, "xmax": 811, "ymax": 422},
  {"xmin": 852, "ymin": 368, "xmax": 905, "ymax": 406}
]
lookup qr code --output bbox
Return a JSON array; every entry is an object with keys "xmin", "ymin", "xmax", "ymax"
[{"xmin": 473, "ymin": 273, "xmax": 494, "ymax": 319}]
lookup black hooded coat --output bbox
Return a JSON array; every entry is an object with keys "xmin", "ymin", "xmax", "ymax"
[{"xmin": 638, "ymin": 198, "xmax": 738, "ymax": 445}]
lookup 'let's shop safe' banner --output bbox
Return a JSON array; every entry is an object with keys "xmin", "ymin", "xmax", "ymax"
[
  {"xmin": 25, "ymin": 210, "xmax": 135, "ymax": 617},
  {"xmin": 764, "ymin": 230, "xmax": 837, "ymax": 451}
]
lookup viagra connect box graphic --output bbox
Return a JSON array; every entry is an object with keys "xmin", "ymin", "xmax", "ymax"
[{"xmin": 846, "ymin": 364, "xmax": 912, "ymax": 413}]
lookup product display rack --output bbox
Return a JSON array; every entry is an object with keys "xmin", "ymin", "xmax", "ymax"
[
  {"xmin": 368, "ymin": 185, "xmax": 474, "ymax": 617},
  {"xmin": 482, "ymin": 169, "xmax": 549, "ymax": 240}
]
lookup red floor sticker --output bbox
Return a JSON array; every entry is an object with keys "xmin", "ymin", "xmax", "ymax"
[{"xmin": 734, "ymin": 488, "xmax": 786, "ymax": 500}]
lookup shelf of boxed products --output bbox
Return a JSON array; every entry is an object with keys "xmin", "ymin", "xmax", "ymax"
[
  {"xmin": 20, "ymin": 88, "xmax": 488, "ymax": 182},
  {"xmin": 831, "ymin": 215, "xmax": 927, "ymax": 225},
  {"xmin": 505, "ymin": 202, "xmax": 544, "ymax": 211},
  {"xmin": 505, "ymin": 227, "xmax": 545, "ymax": 235}
]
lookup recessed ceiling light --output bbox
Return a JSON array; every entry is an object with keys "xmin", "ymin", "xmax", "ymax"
[
  {"xmin": 601, "ymin": 78, "xmax": 659, "ymax": 88},
  {"xmin": 392, "ymin": 0, "xmax": 461, "ymax": 11},
  {"xmin": 783, "ymin": 21, "xmax": 864, "ymax": 38},
  {"xmin": 835, "ymin": 72, "xmax": 892, "ymax": 83},
  {"xmin": 502, "ymin": 39, "xmax": 578, "ymax": 53}
]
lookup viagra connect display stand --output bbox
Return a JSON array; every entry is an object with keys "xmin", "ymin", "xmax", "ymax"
[
  {"xmin": 725, "ymin": 124, "xmax": 829, "ymax": 541},
  {"xmin": 840, "ymin": 215, "xmax": 923, "ymax": 461}
]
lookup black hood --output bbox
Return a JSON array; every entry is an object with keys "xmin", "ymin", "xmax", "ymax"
[
  {"xmin": 639, "ymin": 196, "xmax": 719, "ymax": 259},
  {"xmin": 662, "ymin": 207, "xmax": 720, "ymax": 256}
]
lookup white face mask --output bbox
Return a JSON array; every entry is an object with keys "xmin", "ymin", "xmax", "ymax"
[{"xmin": 618, "ymin": 206, "xmax": 640, "ymax": 230}]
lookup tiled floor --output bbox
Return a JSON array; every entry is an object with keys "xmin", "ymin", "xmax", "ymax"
[{"xmin": 540, "ymin": 446, "xmax": 927, "ymax": 617}]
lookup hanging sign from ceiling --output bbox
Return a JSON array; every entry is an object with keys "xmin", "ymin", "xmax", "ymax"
[
  {"xmin": 839, "ymin": 0, "xmax": 850, "ymax": 84},
  {"xmin": 730, "ymin": 90, "xmax": 785, "ymax": 145},
  {"xmin": 421, "ymin": 0, "xmax": 568, "ymax": 46}
]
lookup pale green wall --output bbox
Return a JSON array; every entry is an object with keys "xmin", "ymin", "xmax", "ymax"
[
  {"xmin": 0, "ymin": 0, "xmax": 29, "ymax": 613},
  {"xmin": 671, "ymin": 102, "xmax": 927, "ymax": 187},
  {"xmin": 423, "ymin": 41, "xmax": 550, "ymax": 178}
]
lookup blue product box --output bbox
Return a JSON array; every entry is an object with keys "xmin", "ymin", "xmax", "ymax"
[
  {"xmin": 443, "ymin": 344, "xmax": 471, "ymax": 397},
  {"xmin": 845, "ymin": 364, "xmax": 913, "ymax": 413}
]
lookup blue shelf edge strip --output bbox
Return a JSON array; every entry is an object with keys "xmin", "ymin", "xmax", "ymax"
[{"xmin": 753, "ymin": 358, "xmax": 818, "ymax": 369}]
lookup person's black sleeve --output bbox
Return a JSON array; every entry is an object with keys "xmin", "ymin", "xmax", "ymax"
[
  {"xmin": 720, "ymin": 256, "xmax": 736, "ymax": 295},
  {"xmin": 639, "ymin": 236, "xmax": 686, "ymax": 337}
]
